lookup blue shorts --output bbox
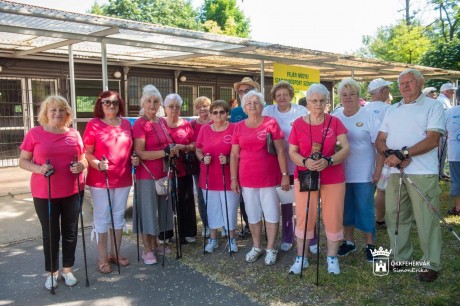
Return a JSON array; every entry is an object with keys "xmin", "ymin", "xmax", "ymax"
[
  {"xmin": 343, "ymin": 182, "xmax": 376, "ymax": 235},
  {"xmin": 450, "ymin": 161, "xmax": 460, "ymax": 197}
]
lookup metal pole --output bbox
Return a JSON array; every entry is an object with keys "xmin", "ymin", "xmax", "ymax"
[
  {"xmin": 101, "ymin": 41, "xmax": 108, "ymax": 91},
  {"xmin": 68, "ymin": 45, "xmax": 77, "ymax": 129}
]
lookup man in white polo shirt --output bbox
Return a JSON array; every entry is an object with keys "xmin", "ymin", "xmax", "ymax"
[
  {"xmin": 376, "ymin": 68, "xmax": 446, "ymax": 282},
  {"xmin": 437, "ymin": 83, "xmax": 457, "ymax": 180}
]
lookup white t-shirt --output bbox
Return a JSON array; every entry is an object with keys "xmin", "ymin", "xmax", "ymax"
[
  {"xmin": 262, "ymin": 103, "xmax": 308, "ymax": 174},
  {"xmin": 334, "ymin": 107, "xmax": 375, "ymax": 183},
  {"xmin": 380, "ymin": 94, "xmax": 446, "ymax": 175},
  {"xmin": 446, "ymin": 106, "xmax": 460, "ymax": 161},
  {"xmin": 364, "ymin": 101, "xmax": 390, "ymax": 142},
  {"xmin": 437, "ymin": 93, "xmax": 453, "ymax": 110}
]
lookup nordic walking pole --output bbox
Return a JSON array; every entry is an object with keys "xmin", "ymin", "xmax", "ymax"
[
  {"xmin": 162, "ymin": 158, "xmax": 172, "ymax": 267},
  {"xmin": 72, "ymin": 156, "xmax": 89, "ymax": 287},
  {"xmin": 299, "ymin": 189, "xmax": 311, "ymax": 279},
  {"xmin": 315, "ymin": 175, "xmax": 321, "ymax": 286},
  {"xmin": 132, "ymin": 152, "xmax": 140, "ymax": 262},
  {"xmin": 394, "ymin": 169, "xmax": 403, "ymax": 260},
  {"xmin": 45, "ymin": 159, "xmax": 55, "ymax": 295},
  {"xmin": 401, "ymin": 170, "xmax": 460, "ymax": 242},
  {"xmin": 221, "ymin": 154, "xmax": 232, "ymax": 256},
  {"xmin": 203, "ymin": 154, "xmax": 210, "ymax": 255},
  {"xmin": 102, "ymin": 155, "xmax": 121, "ymax": 274},
  {"xmin": 170, "ymin": 159, "xmax": 181, "ymax": 259}
]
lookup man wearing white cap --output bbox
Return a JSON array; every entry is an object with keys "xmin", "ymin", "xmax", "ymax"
[
  {"xmin": 364, "ymin": 78, "xmax": 392, "ymax": 230},
  {"xmin": 422, "ymin": 87, "xmax": 437, "ymax": 99},
  {"xmin": 437, "ymin": 83, "xmax": 457, "ymax": 180}
]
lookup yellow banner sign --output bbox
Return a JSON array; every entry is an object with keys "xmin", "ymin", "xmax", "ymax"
[{"xmin": 273, "ymin": 63, "xmax": 320, "ymax": 102}]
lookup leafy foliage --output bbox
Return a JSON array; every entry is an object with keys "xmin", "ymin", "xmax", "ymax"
[
  {"xmin": 428, "ymin": 0, "xmax": 460, "ymax": 42},
  {"xmin": 421, "ymin": 39, "xmax": 460, "ymax": 87},
  {"xmin": 199, "ymin": 0, "xmax": 250, "ymax": 38}
]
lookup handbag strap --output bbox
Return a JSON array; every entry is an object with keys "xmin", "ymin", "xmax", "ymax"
[
  {"xmin": 309, "ymin": 114, "xmax": 333, "ymax": 155},
  {"xmin": 140, "ymin": 160, "xmax": 157, "ymax": 180}
]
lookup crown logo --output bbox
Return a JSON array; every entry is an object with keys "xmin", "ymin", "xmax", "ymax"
[{"xmin": 370, "ymin": 246, "xmax": 392, "ymax": 257}]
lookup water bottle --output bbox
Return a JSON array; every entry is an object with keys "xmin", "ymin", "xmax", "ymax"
[{"xmin": 377, "ymin": 165, "xmax": 391, "ymax": 190}]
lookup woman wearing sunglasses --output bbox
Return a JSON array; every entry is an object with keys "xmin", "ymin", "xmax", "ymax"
[
  {"xmin": 195, "ymin": 100, "xmax": 239, "ymax": 253},
  {"xmin": 83, "ymin": 91, "xmax": 138, "ymax": 274}
]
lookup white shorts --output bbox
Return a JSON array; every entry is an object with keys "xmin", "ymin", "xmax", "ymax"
[
  {"xmin": 205, "ymin": 190, "xmax": 239, "ymax": 230},
  {"xmin": 242, "ymin": 187, "xmax": 280, "ymax": 224},
  {"xmin": 90, "ymin": 186, "xmax": 131, "ymax": 233}
]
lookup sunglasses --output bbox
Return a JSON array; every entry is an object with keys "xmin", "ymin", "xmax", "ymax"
[
  {"xmin": 101, "ymin": 100, "xmax": 120, "ymax": 106},
  {"xmin": 212, "ymin": 110, "xmax": 226, "ymax": 115}
]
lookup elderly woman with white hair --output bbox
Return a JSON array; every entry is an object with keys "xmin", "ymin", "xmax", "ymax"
[
  {"xmin": 288, "ymin": 84, "xmax": 349, "ymax": 275},
  {"xmin": 133, "ymin": 85, "xmax": 174, "ymax": 265},
  {"xmin": 230, "ymin": 91, "xmax": 289, "ymax": 266},
  {"xmin": 164, "ymin": 93, "xmax": 198, "ymax": 245},
  {"xmin": 333, "ymin": 78, "xmax": 377, "ymax": 263}
]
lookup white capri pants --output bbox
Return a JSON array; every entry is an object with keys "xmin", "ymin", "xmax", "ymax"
[
  {"xmin": 90, "ymin": 186, "xmax": 131, "ymax": 235},
  {"xmin": 206, "ymin": 190, "xmax": 239, "ymax": 230},
  {"xmin": 242, "ymin": 186, "xmax": 280, "ymax": 224}
]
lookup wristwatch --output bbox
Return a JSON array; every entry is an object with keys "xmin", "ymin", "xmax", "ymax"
[
  {"xmin": 324, "ymin": 156, "xmax": 333, "ymax": 167},
  {"xmin": 402, "ymin": 146, "xmax": 410, "ymax": 159},
  {"xmin": 282, "ymin": 172, "xmax": 288, "ymax": 176}
]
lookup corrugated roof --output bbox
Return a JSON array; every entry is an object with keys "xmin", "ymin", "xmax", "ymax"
[{"xmin": 0, "ymin": 0, "xmax": 459, "ymax": 82}]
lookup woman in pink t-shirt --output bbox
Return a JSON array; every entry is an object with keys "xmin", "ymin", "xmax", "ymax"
[
  {"xmin": 190, "ymin": 96, "xmax": 213, "ymax": 237},
  {"xmin": 164, "ymin": 93, "xmax": 197, "ymax": 245},
  {"xmin": 133, "ymin": 85, "xmax": 174, "ymax": 265},
  {"xmin": 230, "ymin": 91, "xmax": 289, "ymax": 266},
  {"xmin": 83, "ymin": 91, "xmax": 138, "ymax": 274},
  {"xmin": 288, "ymin": 83, "xmax": 350, "ymax": 275},
  {"xmin": 196, "ymin": 100, "xmax": 239, "ymax": 254},
  {"xmin": 19, "ymin": 95, "xmax": 87, "ymax": 290}
]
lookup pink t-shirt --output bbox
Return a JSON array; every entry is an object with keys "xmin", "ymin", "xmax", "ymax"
[
  {"xmin": 167, "ymin": 119, "xmax": 194, "ymax": 177},
  {"xmin": 288, "ymin": 114, "xmax": 348, "ymax": 184},
  {"xmin": 195, "ymin": 123, "xmax": 235, "ymax": 190},
  {"xmin": 20, "ymin": 126, "xmax": 85, "ymax": 199},
  {"xmin": 133, "ymin": 117, "xmax": 172, "ymax": 180},
  {"xmin": 83, "ymin": 118, "xmax": 133, "ymax": 188},
  {"xmin": 190, "ymin": 119, "xmax": 212, "ymax": 142},
  {"xmin": 231, "ymin": 116, "xmax": 284, "ymax": 188}
]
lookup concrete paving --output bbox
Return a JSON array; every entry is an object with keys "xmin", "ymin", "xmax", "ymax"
[{"xmin": 0, "ymin": 167, "xmax": 261, "ymax": 306}]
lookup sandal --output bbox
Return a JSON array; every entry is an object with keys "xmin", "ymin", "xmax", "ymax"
[
  {"xmin": 108, "ymin": 255, "xmax": 130, "ymax": 267},
  {"xmin": 245, "ymin": 247, "xmax": 264, "ymax": 263},
  {"xmin": 98, "ymin": 261, "xmax": 112, "ymax": 274}
]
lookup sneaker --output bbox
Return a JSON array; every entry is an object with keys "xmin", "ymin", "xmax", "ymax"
[
  {"xmin": 229, "ymin": 238, "xmax": 238, "ymax": 253},
  {"xmin": 245, "ymin": 247, "xmax": 264, "ymax": 263},
  {"xmin": 280, "ymin": 242, "xmax": 293, "ymax": 252},
  {"xmin": 238, "ymin": 227, "xmax": 251, "ymax": 239},
  {"xmin": 327, "ymin": 256, "xmax": 340, "ymax": 275},
  {"xmin": 337, "ymin": 241, "xmax": 356, "ymax": 257},
  {"xmin": 61, "ymin": 271, "xmax": 78, "ymax": 287},
  {"xmin": 376, "ymin": 221, "xmax": 387, "ymax": 230},
  {"xmin": 202, "ymin": 226, "xmax": 210, "ymax": 238},
  {"xmin": 205, "ymin": 239, "xmax": 218, "ymax": 253},
  {"xmin": 185, "ymin": 236, "xmax": 196, "ymax": 243},
  {"xmin": 158, "ymin": 238, "xmax": 170, "ymax": 245},
  {"xmin": 365, "ymin": 244, "xmax": 375, "ymax": 263},
  {"xmin": 45, "ymin": 274, "xmax": 58, "ymax": 290},
  {"xmin": 309, "ymin": 244, "xmax": 318, "ymax": 254},
  {"xmin": 264, "ymin": 249, "xmax": 278, "ymax": 266},
  {"xmin": 289, "ymin": 256, "xmax": 309, "ymax": 274},
  {"xmin": 221, "ymin": 227, "xmax": 228, "ymax": 238},
  {"xmin": 142, "ymin": 252, "xmax": 157, "ymax": 265}
]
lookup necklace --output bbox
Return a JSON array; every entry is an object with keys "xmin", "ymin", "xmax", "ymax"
[{"xmin": 212, "ymin": 121, "xmax": 229, "ymax": 132}]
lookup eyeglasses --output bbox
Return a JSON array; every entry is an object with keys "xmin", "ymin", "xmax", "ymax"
[
  {"xmin": 196, "ymin": 105, "xmax": 210, "ymax": 109},
  {"xmin": 307, "ymin": 99, "xmax": 327, "ymax": 105},
  {"xmin": 238, "ymin": 89, "xmax": 252, "ymax": 95},
  {"xmin": 167, "ymin": 105, "xmax": 181, "ymax": 110},
  {"xmin": 101, "ymin": 100, "xmax": 119, "ymax": 106},
  {"xmin": 212, "ymin": 110, "xmax": 226, "ymax": 115}
]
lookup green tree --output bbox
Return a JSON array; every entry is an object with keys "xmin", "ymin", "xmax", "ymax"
[
  {"xmin": 90, "ymin": 0, "xmax": 201, "ymax": 30},
  {"xmin": 199, "ymin": 0, "xmax": 250, "ymax": 38},
  {"xmin": 359, "ymin": 21, "xmax": 431, "ymax": 64},
  {"xmin": 429, "ymin": 0, "xmax": 460, "ymax": 42}
]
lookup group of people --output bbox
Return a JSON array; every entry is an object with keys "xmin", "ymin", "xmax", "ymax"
[{"xmin": 19, "ymin": 69, "xmax": 457, "ymax": 291}]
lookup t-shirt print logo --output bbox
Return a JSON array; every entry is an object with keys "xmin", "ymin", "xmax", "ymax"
[
  {"xmin": 175, "ymin": 130, "xmax": 187, "ymax": 139},
  {"xmin": 223, "ymin": 134, "xmax": 232, "ymax": 144},
  {"xmin": 322, "ymin": 127, "xmax": 333, "ymax": 138},
  {"xmin": 356, "ymin": 122, "xmax": 364, "ymax": 127},
  {"xmin": 256, "ymin": 130, "xmax": 268, "ymax": 141},
  {"xmin": 64, "ymin": 136, "xmax": 77, "ymax": 146}
]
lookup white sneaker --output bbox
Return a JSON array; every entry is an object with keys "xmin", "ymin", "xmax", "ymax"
[
  {"xmin": 205, "ymin": 239, "xmax": 218, "ymax": 253},
  {"xmin": 264, "ymin": 249, "xmax": 278, "ymax": 266},
  {"xmin": 309, "ymin": 244, "xmax": 318, "ymax": 254},
  {"xmin": 221, "ymin": 227, "xmax": 228, "ymax": 238},
  {"xmin": 289, "ymin": 256, "xmax": 309, "ymax": 274},
  {"xmin": 229, "ymin": 238, "xmax": 238, "ymax": 253},
  {"xmin": 280, "ymin": 242, "xmax": 293, "ymax": 252},
  {"xmin": 158, "ymin": 238, "xmax": 170, "ymax": 245},
  {"xmin": 202, "ymin": 226, "xmax": 210, "ymax": 238},
  {"xmin": 45, "ymin": 274, "xmax": 58, "ymax": 290},
  {"xmin": 327, "ymin": 256, "xmax": 340, "ymax": 275},
  {"xmin": 185, "ymin": 236, "xmax": 196, "ymax": 243},
  {"xmin": 62, "ymin": 271, "xmax": 78, "ymax": 287}
]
